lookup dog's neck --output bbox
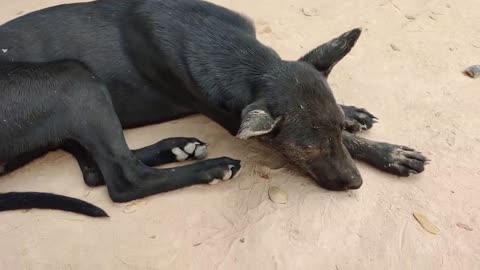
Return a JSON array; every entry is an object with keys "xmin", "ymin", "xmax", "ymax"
[{"xmin": 188, "ymin": 33, "xmax": 284, "ymax": 112}]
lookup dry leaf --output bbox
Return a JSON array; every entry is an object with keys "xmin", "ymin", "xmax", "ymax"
[
  {"xmin": 268, "ymin": 186, "xmax": 288, "ymax": 204},
  {"xmin": 259, "ymin": 172, "xmax": 270, "ymax": 179},
  {"xmin": 123, "ymin": 200, "xmax": 148, "ymax": 213},
  {"xmin": 456, "ymin": 223, "xmax": 473, "ymax": 231},
  {"xmin": 405, "ymin": 14, "xmax": 416, "ymax": 20},
  {"xmin": 301, "ymin": 7, "xmax": 319, "ymax": 17},
  {"xmin": 390, "ymin": 44, "xmax": 401, "ymax": 51},
  {"xmin": 413, "ymin": 212, "xmax": 440, "ymax": 234}
]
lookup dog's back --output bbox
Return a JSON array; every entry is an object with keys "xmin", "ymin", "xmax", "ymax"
[
  {"xmin": 0, "ymin": 0, "xmax": 282, "ymax": 129},
  {"xmin": 0, "ymin": 1, "xmax": 130, "ymax": 76},
  {"xmin": 0, "ymin": 0, "xmax": 257, "ymax": 76}
]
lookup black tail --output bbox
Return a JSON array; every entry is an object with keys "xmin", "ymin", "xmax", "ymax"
[{"xmin": 0, "ymin": 192, "xmax": 108, "ymax": 217}]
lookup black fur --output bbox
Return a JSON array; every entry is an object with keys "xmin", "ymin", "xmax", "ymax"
[
  {"xmin": 0, "ymin": 192, "xmax": 108, "ymax": 217},
  {"xmin": 0, "ymin": 0, "xmax": 427, "ymax": 216}
]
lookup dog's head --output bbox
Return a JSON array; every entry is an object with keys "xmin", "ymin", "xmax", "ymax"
[{"xmin": 237, "ymin": 28, "xmax": 363, "ymax": 191}]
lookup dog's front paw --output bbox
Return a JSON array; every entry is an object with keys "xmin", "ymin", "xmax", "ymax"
[
  {"xmin": 170, "ymin": 138, "xmax": 208, "ymax": 161},
  {"xmin": 373, "ymin": 143, "xmax": 429, "ymax": 176},
  {"xmin": 342, "ymin": 105, "xmax": 377, "ymax": 133}
]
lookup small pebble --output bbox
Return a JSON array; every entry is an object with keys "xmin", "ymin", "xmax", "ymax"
[
  {"xmin": 390, "ymin": 44, "xmax": 401, "ymax": 51},
  {"xmin": 239, "ymin": 238, "xmax": 245, "ymax": 243},
  {"xmin": 268, "ymin": 186, "xmax": 288, "ymax": 204},
  {"xmin": 464, "ymin": 65, "xmax": 480, "ymax": 79},
  {"xmin": 301, "ymin": 7, "xmax": 319, "ymax": 17}
]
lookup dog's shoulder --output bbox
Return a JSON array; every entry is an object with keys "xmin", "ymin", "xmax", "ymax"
[{"xmin": 133, "ymin": 0, "xmax": 255, "ymax": 35}]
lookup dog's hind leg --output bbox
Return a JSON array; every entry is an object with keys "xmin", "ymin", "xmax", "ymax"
[
  {"xmin": 73, "ymin": 111, "xmax": 241, "ymax": 201},
  {"xmin": 68, "ymin": 83, "xmax": 240, "ymax": 203},
  {"xmin": 62, "ymin": 141, "xmax": 105, "ymax": 187},
  {"xmin": 0, "ymin": 149, "xmax": 48, "ymax": 176},
  {"xmin": 342, "ymin": 131, "xmax": 428, "ymax": 176},
  {"xmin": 64, "ymin": 137, "xmax": 209, "ymax": 187}
]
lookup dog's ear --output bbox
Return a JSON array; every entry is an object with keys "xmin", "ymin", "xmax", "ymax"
[
  {"xmin": 236, "ymin": 100, "xmax": 282, "ymax": 139},
  {"xmin": 299, "ymin": 28, "xmax": 361, "ymax": 77}
]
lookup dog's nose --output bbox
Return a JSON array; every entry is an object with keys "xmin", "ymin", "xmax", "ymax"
[
  {"xmin": 308, "ymin": 168, "xmax": 363, "ymax": 191},
  {"xmin": 345, "ymin": 177, "xmax": 362, "ymax": 190}
]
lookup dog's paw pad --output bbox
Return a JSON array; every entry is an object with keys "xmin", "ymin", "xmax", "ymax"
[
  {"xmin": 171, "ymin": 139, "xmax": 208, "ymax": 161},
  {"xmin": 172, "ymin": 147, "xmax": 189, "ymax": 161},
  {"xmin": 183, "ymin": 140, "xmax": 207, "ymax": 160},
  {"xmin": 194, "ymin": 144, "xmax": 208, "ymax": 159},
  {"xmin": 183, "ymin": 142, "xmax": 197, "ymax": 154}
]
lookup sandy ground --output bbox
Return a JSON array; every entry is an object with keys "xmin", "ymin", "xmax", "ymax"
[{"xmin": 1, "ymin": 0, "xmax": 479, "ymax": 269}]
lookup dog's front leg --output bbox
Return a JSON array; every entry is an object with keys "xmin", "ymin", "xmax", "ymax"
[{"xmin": 340, "ymin": 105, "xmax": 377, "ymax": 133}]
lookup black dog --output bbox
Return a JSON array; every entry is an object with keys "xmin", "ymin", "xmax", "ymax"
[{"xmin": 0, "ymin": 0, "xmax": 427, "ymax": 217}]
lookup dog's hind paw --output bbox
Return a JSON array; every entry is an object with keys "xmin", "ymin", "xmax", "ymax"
[
  {"xmin": 341, "ymin": 105, "xmax": 377, "ymax": 133},
  {"xmin": 208, "ymin": 158, "xmax": 241, "ymax": 185}
]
